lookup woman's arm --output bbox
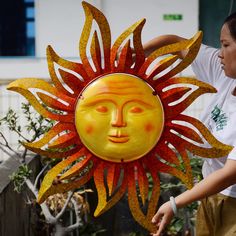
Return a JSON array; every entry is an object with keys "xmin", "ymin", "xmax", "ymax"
[
  {"xmin": 151, "ymin": 159, "xmax": 236, "ymax": 236},
  {"xmin": 143, "ymin": 35, "xmax": 187, "ymax": 58}
]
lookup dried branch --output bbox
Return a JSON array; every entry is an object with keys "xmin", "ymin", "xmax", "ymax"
[
  {"xmin": 0, "ymin": 145, "xmax": 14, "ymax": 158},
  {"xmin": 65, "ymin": 196, "xmax": 83, "ymax": 233},
  {"xmin": 0, "ymin": 132, "xmax": 21, "ymax": 158},
  {"xmin": 56, "ymin": 191, "xmax": 74, "ymax": 221},
  {"xmin": 25, "ymin": 178, "xmax": 55, "ymax": 224},
  {"xmin": 20, "ymin": 147, "xmax": 28, "ymax": 164},
  {"xmin": 34, "ymin": 163, "xmax": 49, "ymax": 189}
]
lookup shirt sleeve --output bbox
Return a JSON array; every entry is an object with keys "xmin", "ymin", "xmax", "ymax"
[
  {"xmin": 228, "ymin": 147, "xmax": 236, "ymax": 161},
  {"xmin": 191, "ymin": 44, "xmax": 223, "ymax": 87}
]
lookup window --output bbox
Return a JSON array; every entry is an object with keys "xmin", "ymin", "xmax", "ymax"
[
  {"xmin": 0, "ymin": 0, "xmax": 35, "ymax": 56},
  {"xmin": 199, "ymin": 0, "xmax": 236, "ymax": 48}
]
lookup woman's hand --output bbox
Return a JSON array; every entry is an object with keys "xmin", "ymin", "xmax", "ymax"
[{"xmin": 151, "ymin": 201, "xmax": 174, "ymax": 236}]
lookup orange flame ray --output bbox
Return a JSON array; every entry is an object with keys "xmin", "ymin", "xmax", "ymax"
[
  {"xmin": 146, "ymin": 55, "xmax": 179, "ymax": 81},
  {"xmin": 157, "ymin": 31, "xmax": 203, "ymax": 83},
  {"xmin": 146, "ymin": 154, "xmax": 193, "ymax": 189},
  {"xmin": 48, "ymin": 132, "xmax": 79, "ymax": 149},
  {"xmin": 106, "ymin": 164, "xmax": 122, "ymax": 196},
  {"xmin": 153, "ymin": 140, "xmax": 181, "ymax": 166},
  {"xmin": 161, "ymin": 87, "xmax": 192, "ymax": 104},
  {"xmin": 178, "ymin": 148, "xmax": 193, "ymax": 180},
  {"xmin": 158, "ymin": 77, "xmax": 217, "ymax": 119},
  {"xmin": 132, "ymin": 19, "xmax": 146, "ymax": 71},
  {"xmin": 164, "ymin": 137, "xmax": 193, "ymax": 179},
  {"xmin": 21, "ymin": 122, "xmax": 76, "ymax": 148},
  {"xmin": 80, "ymin": 1, "xmax": 111, "ymax": 76},
  {"xmin": 168, "ymin": 132, "xmax": 233, "ymax": 158},
  {"xmin": 47, "ymin": 45, "xmax": 88, "ymax": 78},
  {"xmin": 7, "ymin": 78, "xmax": 75, "ymax": 122},
  {"xmin": 7, "ymin": 78, "xmax": 74, "ymax": 104},
  {"xmin": 93, "ymin": 162, "xmax": 127, "ymax": 217},
  {"xmin": 110, "ymin": 19, "xmax": 146, "ymax": 72},
  {"xmin": 140, "ymin": 159, "xmax": 162, "ymax": 232},
  {"xmin": 157, "ymin": 76, "xmax": 217, "ymax": 92},
  {"xmin": 47, "ymin": 45, "xmax": 89, "ymax": 91},
  {"xmin": 58, "ymin": 68, "xmax": 86, "ymax": 95},
  {"xmin": 137, "ymin": 39, "xmax": 191, "ymax": 78},
  {"xmin": 36, "ymin": 92, "xmax": 75, "ymax": 112},
  {"xmin": 24, "ymin": 142, "xmax": 82, "ymax": 159},
  {"xmin": 126, "ymin": 163, "xmax": 157, "ymax": 232},
  {"xmin": 166, "ymin": 121, "xmax": 204, "ymax": 144},
  {"xmin": 135, "ymin": 161, "xmax": 149, "ymax": 205},
  {"xmin": 38, "ymin": 153, "xmax": 98, "ymax": 204},
  {"xmin": 116, "ymin": 40, "xmax": 133, "ymax": 72},
  {"xmin": 59, "ymin": 153, "xmax": 93, "ymax": 180},
  {"xmin": 160, "ymin": 139, "xmax": 193, "ymax": 182},
  {"xmin": 169, "ymin": 114, "xmax": 233, "ymax": 157},
  {"xmin": 137, "ymin": 31, "xmax": 202, "ymax": 79},
  {"xmin": 90, "ymin": 31, "xmax": 102, "ymax": 74}
]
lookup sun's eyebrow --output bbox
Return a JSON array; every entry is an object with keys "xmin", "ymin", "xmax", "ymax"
[
  {"xmin": 95, "ymin": 91, "xmax": 144, "ymax": 96},
  {"xmin": 125, "ymin": 99, "xmax": 155, "ymax": 108},
  {"xmin": 80, "ymin": 97, "xmax": 155, "ymax": 108},
  {"xmin": 80, "ymin": 98, "xmax": 116, "ymax": 106}
]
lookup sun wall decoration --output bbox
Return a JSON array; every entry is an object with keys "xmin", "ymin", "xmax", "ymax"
[{"xmin": 8, "ymin": 1, "xmax": 232, "ymax": 232}]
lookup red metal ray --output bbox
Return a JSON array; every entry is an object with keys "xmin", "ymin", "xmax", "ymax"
[
  {"xmin": 93, "ymin": 162, "xmax": 127, "ymax": 216},
  {"xmin": 80, "ymin": 2, "xmax": 111, "ymax": 76},
  {"xmin": 106, "ymin": 164, "xmax": 122, "ymax": 196},
  {"xmin": 60, "ymin": 152, "xmax": 93, "ymax": 180},
  {"xmin": 36, "ymin": 92, "xmax": 75, "ymax": 112},
  {"xmin": 58, "ymin": 68, "xmax": 86, "ymax": 96},
  {"xmin": 38, "ymin": 152, "xmax": 98, "ymax": 204},
  {"xmin": 90, "ymin": 31, "xmax": 102, "ymax": 74},
  {"xmin": 48, "ymin": 132, "xmax": 79, "ymax": 149}
]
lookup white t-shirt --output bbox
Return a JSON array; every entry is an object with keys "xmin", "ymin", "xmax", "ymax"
[{"xmin": 191, "ymin": 44, "xmax": 236, "ymax": 198}]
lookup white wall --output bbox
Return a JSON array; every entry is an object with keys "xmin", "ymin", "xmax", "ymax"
[
  {"xmin": 35, "ymin": 0, "xmax": 102, "ymax": 58},
  {"xmin": 0, "ymin": 0, "xmax": 198, "ymax": 79},
  {"xmin": 103, "ymin": 0, "xmax": 198, "ymax": 44},
  {"xmin": 36, "ymin": 0, "xmax": 198, "ymax": 57}
]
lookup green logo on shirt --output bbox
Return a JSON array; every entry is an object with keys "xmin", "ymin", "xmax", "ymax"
[{"xmin": 211, "ymin": 105, "xmax": 228, "ymax": 131}]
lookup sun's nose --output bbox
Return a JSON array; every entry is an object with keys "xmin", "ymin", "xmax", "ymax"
[{"xmin": 111, "ymin": 108, "xmax": 127, "ymax": 127}]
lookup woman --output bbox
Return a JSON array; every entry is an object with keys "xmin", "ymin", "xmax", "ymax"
[{"xmin": 143, "ymin": 12, "xmax": 236, "ymax": 236}]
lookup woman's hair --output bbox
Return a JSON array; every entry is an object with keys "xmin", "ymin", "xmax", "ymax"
[{"xmin": 224, "ymin": 12, "xmax": 236, "ymax": 40}]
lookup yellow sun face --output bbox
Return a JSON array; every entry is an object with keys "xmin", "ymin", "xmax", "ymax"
[
  {"xmin": 7, "ymin": 1, "xmax": 233, "ymax": 233},
  {"xmin": 75, "ymin": 73, "xmax": 164, "ymax": 162}
]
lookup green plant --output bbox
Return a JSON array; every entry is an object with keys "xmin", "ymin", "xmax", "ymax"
[{"xmin": 9, "ymin": 164, "xmax": 32, "ymax": 193}]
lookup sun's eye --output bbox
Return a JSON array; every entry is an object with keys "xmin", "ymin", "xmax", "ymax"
[
  {"xmin": 130, "ymin": 106, "xmax": 143, "ymax": 113},
  {"xmin": 96, "ymin": 105, "xmax": 108, "ymax": 113}
]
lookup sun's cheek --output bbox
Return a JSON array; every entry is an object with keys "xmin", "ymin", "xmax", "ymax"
[
  {"xmin": 79, "ymin": 113, "xmax": 109, "ymax": 136},
  {"xmin": 85, "ymin": 123, "xmax": 94, "ymax": 134},
  {"xmin": 145, "ymin": 122, "xmax": 155, "ymax": 133}
]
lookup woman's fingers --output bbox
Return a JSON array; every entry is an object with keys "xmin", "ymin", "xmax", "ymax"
[
  {"xmin": 151, "ymin": 215, "xmax": 167, "ymax": 236},
  {"xmin": 151, "ymin": 202, "xmax": 174, "ymax": 236},
  {"xmin": 156, "ymin": 215, "xmax": 168, "ymax": 235},
  {"xmin": 152, "ymin": 211, "xmax": 162, "ymax": 224}
]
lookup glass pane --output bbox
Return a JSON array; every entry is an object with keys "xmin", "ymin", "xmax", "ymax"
[
  {"xmin": 27, "ymin": 22, "xmax": 35, "ymax": 38},
  {"xmin": 0, "ymin": 0, "xmax": 35, "ymax": 56},
  {"xmin": 26, "ymin": 7, "xmax": 35, "ymax": 18}
]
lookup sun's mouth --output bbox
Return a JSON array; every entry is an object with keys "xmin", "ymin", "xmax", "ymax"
[{"xmin": 108, "ymin": 134, "xmax": 129, "ymax": 143}]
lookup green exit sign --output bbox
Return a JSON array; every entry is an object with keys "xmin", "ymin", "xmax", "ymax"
[{"xmin": 163, "ymin": 14, "xmax": 183, "ymax": 21}]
